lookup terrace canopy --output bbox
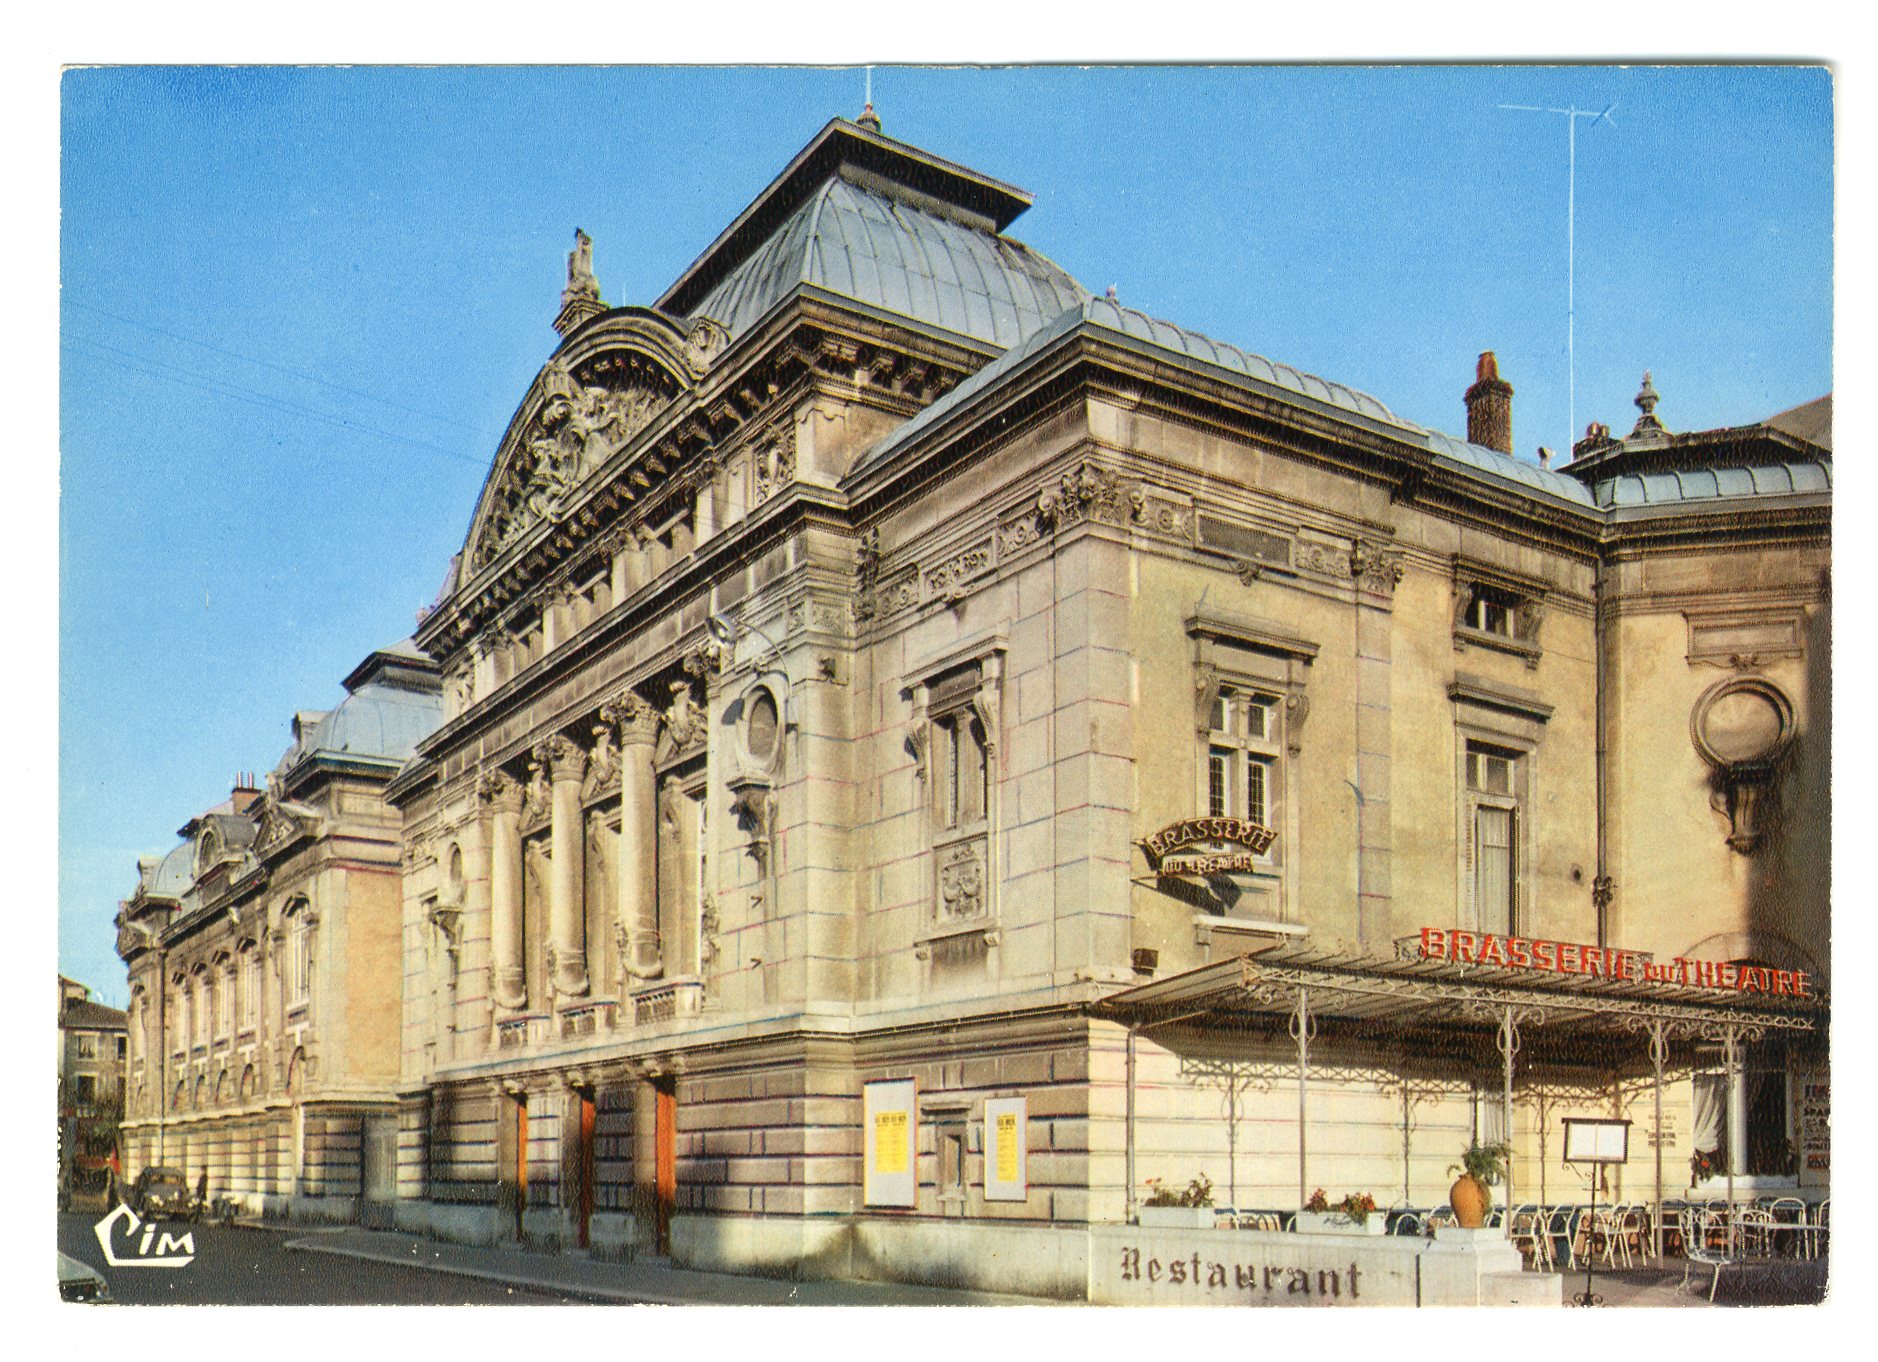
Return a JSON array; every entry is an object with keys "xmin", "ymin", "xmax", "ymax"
[{"xmin": 1092, "ymin": 940, "xmax": 1826, "ymax": 1249}]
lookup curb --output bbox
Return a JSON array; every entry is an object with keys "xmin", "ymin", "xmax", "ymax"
[{"xmin": 283, "ymin": 1235, "xmax": 686, "ymax": 1304}]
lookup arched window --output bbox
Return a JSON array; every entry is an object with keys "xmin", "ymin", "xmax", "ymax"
[
  {"xmin": 285, "ymin": 1047, "xmax": 305, "ymax": 1096},
  {"xmin": 240, "ymin": 1064, "xmax": 256, "ymax": 1099}
]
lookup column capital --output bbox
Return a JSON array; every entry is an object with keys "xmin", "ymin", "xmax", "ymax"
[
  {"xmin": 477, "ymin": 769, "xmax": 524, "ymax": 814},
  {"xmin": 602, "ymin": 691, "xmax": 661, "ymax": 746},
  {"xmin": 536, "ymin": 733, "xmax": 587, "ymax": 783}
]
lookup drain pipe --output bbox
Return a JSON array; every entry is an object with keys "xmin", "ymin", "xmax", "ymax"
[{"xmin": 1124, "ymin": 1024, "xmax": 1138, "ymax": 1224}]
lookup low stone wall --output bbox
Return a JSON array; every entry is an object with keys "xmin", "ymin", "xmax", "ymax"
[{"xmin": 671, "ymin": 1215, "xmax": 1559, "ymax": 1305}]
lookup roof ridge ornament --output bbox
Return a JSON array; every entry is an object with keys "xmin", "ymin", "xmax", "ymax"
[
  {"xmin": 1628, "ymin": 368, "xmax": 1669, "ymax": 441},
  {"xmin": 857, "ymin": 101, "xmax": 881, "ymax": 134},
  {"xmin": 555, "ymin": 228, "xmax": 608, "ymax": 337}
]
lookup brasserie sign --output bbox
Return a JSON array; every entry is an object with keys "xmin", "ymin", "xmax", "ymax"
[
  {"xmin": 1140, "ymin": 817, "xmax": 1277, "ymax": 877},
  {"xmin": 1415, "ymin": 926, "xmax": 1812, "ymax": 998}
]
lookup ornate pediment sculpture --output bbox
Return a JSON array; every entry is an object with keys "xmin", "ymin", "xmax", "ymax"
[{"xmin": 469, "ymin": 347, "xmax": 684, "ymax": 571}]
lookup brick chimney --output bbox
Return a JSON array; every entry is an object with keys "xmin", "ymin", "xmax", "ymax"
[
  {"xmin": 1465, "ymin": 351, "xmax": 1514, "ymax": 454},
  {"xmin": 231, "ymin": 771, "xmax": 263, "ymax": 815}
]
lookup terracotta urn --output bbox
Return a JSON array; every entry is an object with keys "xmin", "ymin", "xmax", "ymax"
[{"xmin": 1448, "ymin": 1174, "xmax": 1490, "ymax": 1228}]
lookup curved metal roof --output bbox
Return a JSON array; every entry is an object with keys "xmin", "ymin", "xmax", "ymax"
[
  {"xmin": 147, "ymin": 842, "xmax": 194, "ymax": 898},
  {"xmin": 1421, "ymin": 430, "xmax": 1599, "ymax": 508},
  {"xmin": 688, "ymin": 175, "xmax": 1089, "ymax": 348},
  {"xmin": 281, "ymin": 681, "xmax": 443, "ymax": 770},
  {"xmin": 1594, "ymin": 460, "xmax": 1832, "ymax": 508},
  {"xmin": 854, "ymin": 298, "xmax": 1409, "ymax": 474}
]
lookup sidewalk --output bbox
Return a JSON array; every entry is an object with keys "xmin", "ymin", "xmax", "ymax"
[
  {"xmin": 281, "ymin": 1227, "xmax": 1067, "ymax": 1306},
  {"xmin": 1547, "ymin": 1257, "xmax": 1829, "ymax": 1308}
]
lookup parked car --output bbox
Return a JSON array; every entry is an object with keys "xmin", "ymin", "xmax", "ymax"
[
  {"xmin": 57, "ymin": 1252, "xmax": 113, "ymax": 1303},
  {"xmin": 128, "ymin": 1166, "xmax": 192, "ymax": 1220}
]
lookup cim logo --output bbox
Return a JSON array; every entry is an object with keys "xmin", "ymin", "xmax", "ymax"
[{"xmin": 93, "ymin": 1204, "xmax": 196, "ymax": 1268}]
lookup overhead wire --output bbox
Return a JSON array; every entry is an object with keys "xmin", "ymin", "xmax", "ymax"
[
  {"xmin": 62, "ymin": 335, "xmax": 492, "ymax": 470},
  {"xmin": 64, "ymin": 297, "xmax": 504, "ymax": 440}
]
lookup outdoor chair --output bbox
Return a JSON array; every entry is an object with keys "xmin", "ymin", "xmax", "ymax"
[
  {"xmin": 1424, "ymin": 1207, "xmax": 1458, "ymax": 1233},
  {"xmin": 1815, "ymin": 1199, "xmax": 1829, "ymax": 1258},
  {"xmin": 1507, "ymin": 1204, "xmax": 1550, "ymax": 1271},
  {"xmin": 1544, "ymin": 1205, "xmax": 1579, "ymax": 1271},
  {"xmin": 1682, "ymin": 1209, "xmax": 1735, "ymax": 1302},
  {"xmin": 1769, "ymin": 1197, "xmax": 1810, "ymax": 1259},
  {"xmin": 1614, "ymin": 1205, "xmax": 1648, "ymax": 1267}
]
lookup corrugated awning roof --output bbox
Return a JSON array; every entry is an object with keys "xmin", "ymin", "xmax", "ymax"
[{"xmin": 1093, "ymin": 941, "xmax": 1825, "ymax": 1040}]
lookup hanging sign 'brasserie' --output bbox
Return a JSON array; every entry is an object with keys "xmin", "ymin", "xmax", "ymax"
[
  {"xmin": 1415, "ymin": 926, "xmax": 1812, "ymax": 998},
  {"xmin": 1139, "ymin": 817, "xmax": 1277, "ymax": 877}
]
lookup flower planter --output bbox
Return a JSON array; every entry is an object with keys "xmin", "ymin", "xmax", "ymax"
[
  {"xmin": 1138, "ymin": 1205, "xmax": 1218, "ymax": 1229},
  {"xmin": 1294, "ymin": 1210, "xmax": 1387, "ymax": 1236}
]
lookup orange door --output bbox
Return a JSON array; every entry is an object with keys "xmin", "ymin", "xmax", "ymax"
[
  {"xmin": 577, "ymin": 1093, "xmax": 596, "ymax": 1250},
  {"xmin": 514, "ymin": 1096, "xmax": 528, "ymax": 1241},
  {"xmin": 654, "ymin": 1080, "xmax": 676, "ymax": 1255}
]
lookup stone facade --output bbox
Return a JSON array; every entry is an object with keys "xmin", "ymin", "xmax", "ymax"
[
  {"xmin": 371, "ymin": 113, "xmax": 1828, "ymax": 1296},
  {"xmin": 116, "ymin": 643, "xmax": 442, "ymax": 1222}
]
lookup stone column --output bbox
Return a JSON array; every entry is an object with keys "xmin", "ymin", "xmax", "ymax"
[
  {"xmin": 481, "ymin": 771, "xmax": 527, "ymax": 1010},
  {"xmin": 541, "ymin": 735, "xmax": 590, "ymax": 996},
  {"xmin": 605, "ymin": 694, "xmax": 663, "ymax": 981}
]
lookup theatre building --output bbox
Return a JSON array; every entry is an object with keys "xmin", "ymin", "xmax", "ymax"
[
  {"xmin": 385, "ymin": 111, "xmax": 1828, "ymax": 1299},
  {"xmin": 116, "ymin": 642, "xmax": 443, "ymax": 1221}
]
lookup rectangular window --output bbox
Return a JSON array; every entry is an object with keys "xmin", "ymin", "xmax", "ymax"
[
  {"xmin": 76, "ymin": 1075, "xmax": 96, "ymax": 1105},
  {"xmin": 116, "ymin": 1035, "xmax": 127, "ymax": 1059},
  {"xmin": 1465, "ymin": 741, "xmax": 1521, "ymax": 936},
  {"xmin": 1203, "ymin": 687, "xmax": 1282, "ymax": 841},
  {"xmin": 934, "ymin": 709, "xmax": 988, "ymax": 832},
  {"xmin": 1465, "ymin": 585, "xmax": 1516, "ymax": 636},
  {"xmin": 241, "ymin": 951, "xmax": 261, "ymax": 1029},
  {"xmin": 76, "ymin": 1034, "xmax": 97, "ymax": 1060}
]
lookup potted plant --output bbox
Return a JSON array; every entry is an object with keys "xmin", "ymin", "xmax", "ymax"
[
  {"xmin": 1138, "ymin": 1174, "xmax": 1217, "ymax": 1228},
  {"xmin": 1447, "ymin": 1141, "xmax": 1511, "ymax": 1228},
  {"xmin": 1295, "ymin": 1188, "xmax": 1386, "ymax": 1235}
]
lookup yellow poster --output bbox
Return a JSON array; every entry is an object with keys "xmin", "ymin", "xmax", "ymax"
[
  {"xmin": 875, "ymin": 1110, "xmax": 908, "ymax": 1173},
  {"xmin": 995, "ymin": 1112, "xmax": 1018, "ymax": 1182}
]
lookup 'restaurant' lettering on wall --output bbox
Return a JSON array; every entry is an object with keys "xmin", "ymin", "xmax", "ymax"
[
  {"xmin": 1118, "ymin": 1246, "xmax": 1363, "ymax": 1301},
  {"xmin": 1415, "ymin": 927, "xmax": 1811, "ymax": 998}
]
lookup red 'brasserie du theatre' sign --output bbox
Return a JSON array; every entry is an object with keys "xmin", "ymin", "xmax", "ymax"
[{"xmin": 1416, "ymin": 927, "xmax": 1812, "ymax": 998}]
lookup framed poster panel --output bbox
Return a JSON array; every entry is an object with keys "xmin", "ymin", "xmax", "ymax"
[
  {"xmin": 863, "ymin": 1078, "xmax": 917, "ymax": 1207},
  {"xmin": 982, "ymin": 1096, "xmax": 1027, "ymax": 1202}
]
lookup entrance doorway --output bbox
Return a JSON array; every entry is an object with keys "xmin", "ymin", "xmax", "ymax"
[
  {"xmin": 654, "ymin": 1078, "xmax": 676, "ymax": 1255},
  {"xmin": 573, "ymin": 1090, "xmax": 595, "ymax": 1250},
  {"xmin": 360, "ymin": 1114, "xmax": 397, "ymax": 1229}
]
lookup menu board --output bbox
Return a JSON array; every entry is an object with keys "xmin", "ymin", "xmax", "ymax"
[{"xmin": 983, "ymin": 1096, "xmax": 1027, "ymax": 1202}]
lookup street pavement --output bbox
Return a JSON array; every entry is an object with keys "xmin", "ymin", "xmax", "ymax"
[{"xmin": 60, "ymin": 1212, "xmax": 1826, "ymax": 1308}]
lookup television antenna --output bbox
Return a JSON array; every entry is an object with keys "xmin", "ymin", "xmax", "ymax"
[{"xmin": 1498, "ymin": 100, "xmax": 1617, "ymax": 449}]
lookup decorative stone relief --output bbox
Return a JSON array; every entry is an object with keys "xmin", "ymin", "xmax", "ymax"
[
  {"xmin": 924, "ymin": 541, "xmax": 994, "ymax": 606},
  {"xmin": 521, "ymin": 756, "xmax": 552, "ymax": 829},
  {"xmin": 472, "ymin": 350, "xmax": 680, "ymax": 570},
  {"xmin": 1349, "ymin": 538, "xmax": 1405, "ymax": 596},
  {"xmin": 854, "ymin": 529, "xmax": 882, "ymax": 621},
  {"xmin": 660, "ymin": 679, "xmax": 707, "ymax": 754},
  {"xmin": 581, "ymin": 722, "xmax": 619, "ymax": 802},
  {"xmin": 751, "ymin": 422, "xmax": 798, "ymax": 504},
  {"xmin": 937, "ymin": 837, "xmax": 988, "ymax": 922}
]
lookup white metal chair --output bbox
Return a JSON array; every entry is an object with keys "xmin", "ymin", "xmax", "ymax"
[
  {"xmin": 1508, "ymin": 1204, "xmax": 1550, "ymax": 1271},
  {"xmin": 1769, "ymin": 1197, "xmax": 1809, "ymax": 1259},
  {"xmin": 1681, "ymin": 1208, "xmax": 1735, "ymax": 1302}
]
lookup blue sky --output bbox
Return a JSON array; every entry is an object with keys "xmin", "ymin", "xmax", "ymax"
[{"xmin": 57, "ymin": 65, "xmax": 1832, "ymax": 1004}]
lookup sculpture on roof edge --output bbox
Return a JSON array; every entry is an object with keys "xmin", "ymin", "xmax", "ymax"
[{"xmin": 564, "ymin": 228, "xmax": 600, "ymax": 307}]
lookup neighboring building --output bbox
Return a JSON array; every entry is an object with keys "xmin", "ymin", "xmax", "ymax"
[
  {"xmin": 116, "ymin": 642, "xmax": 442, "ymax": 1222},
  {"xmin": 381, "ymin": 110, "xmax": 1827, "ymax": 1299},
  {"xmin": 58, "ymin": 976, "xmax": 127, "ymax": 1203}
]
